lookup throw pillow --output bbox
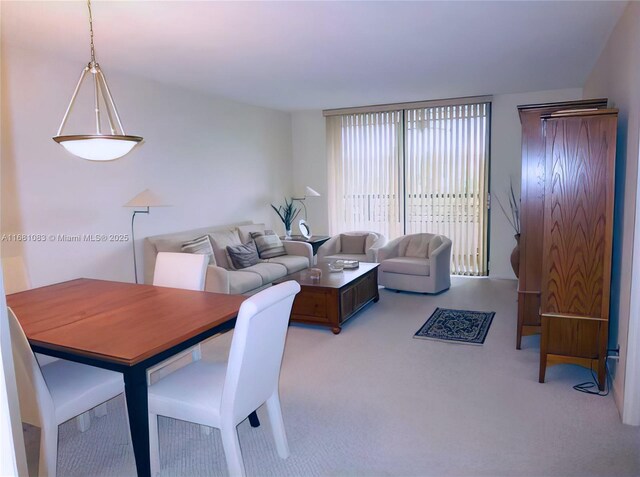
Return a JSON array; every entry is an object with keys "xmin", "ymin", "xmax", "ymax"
[
  {"xmin": 405, "ymin": 234, "xmax": 430, "ymax": 258},
  {"xmin": 209, "ymin": 230, "xmax": 242, "ymax": 269},
  {"xmin": 226, "ymin": 241, "xmax": 260, "ymax": 269},
  {"xmin": 250, "ymin": 231, "xmax": 287, "ymax": 259},
  {"xmin": 181, "ymin": 235, "xmax": 216, "ymax": 265},
  {"xmin": 237, "ymin": 223, "xmax": 267, "ymax": 244},
  {"xmin": 340, "ymin": 234, "xmax": 366, "ymax": 254}
]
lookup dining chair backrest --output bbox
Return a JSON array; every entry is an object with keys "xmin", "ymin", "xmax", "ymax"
[
  {"xmin": 2, "ymin": 256, "xmax": 31, "ymax": 295},
  {"xmin": 7, "ymin": 307, "xmax": 55, "ymax": 428},
  {"xmin": 221, "ymin": 281, "xmax": 300, "ymax": 423},
  {"xmin": 153, "ymin": 252, "xmax": 208, "ymax": 291},
  {"xmin": 3, "ymin": 258, "xmax": 60, "ymax": 367}
]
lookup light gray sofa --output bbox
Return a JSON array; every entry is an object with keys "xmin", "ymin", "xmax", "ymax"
[
  {"xmin": 316, "ymin": 231, "xmax": 386, "ymax": 263},
  {"xmin": 377, "ymin": 233, "xmax": 451, "ymax": 294},
  {"xmin": 144, "ymin": 222, "xmax": 312, "ymax": 295}
]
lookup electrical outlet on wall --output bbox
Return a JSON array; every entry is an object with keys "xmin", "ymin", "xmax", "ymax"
[{"xmin": 607, "ymin": 345, "xmax": 621, "ymax": 361}]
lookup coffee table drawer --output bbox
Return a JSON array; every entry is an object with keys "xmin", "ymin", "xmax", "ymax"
[
  {"xmin": 340, "ymin": 271, "xmax": 377, "ymax": 321},
  {"xmin": 290, "ymin": 289, "xmax": 331, "ymax": 323}
]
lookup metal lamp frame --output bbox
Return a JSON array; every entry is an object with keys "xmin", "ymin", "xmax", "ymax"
[{"xmin": 52, "ymin": 0, "xmax": 142, "ymax": 152}]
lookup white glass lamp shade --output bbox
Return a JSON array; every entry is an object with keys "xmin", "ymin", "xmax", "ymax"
[{"xmin": 54, "ymin": 135, "xmax": 142, "ymax": 161}]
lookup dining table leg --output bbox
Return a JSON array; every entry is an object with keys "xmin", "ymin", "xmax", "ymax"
[
  {"xmin": 124, "ymin": 365, "xmax": 152, "ymax": 477},
  {"xmin": 248, "ymin": 411, "xmax": 260, "ymax": 428}
]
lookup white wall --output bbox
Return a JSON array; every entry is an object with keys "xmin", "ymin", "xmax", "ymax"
[
  {"xmin": 583, "ymin": 1, "xmax": 640, "ymax": 425},
  {"xmin": 291, "ymin": 111, "xmax": 328, "ymax": 236},
  {"xmin": 1, "ymin": 45, "xmax": 293, "ymax": 287},
  {"xmin": 291, "ymin": 87, "xmax": 583, "ymax": 278}
]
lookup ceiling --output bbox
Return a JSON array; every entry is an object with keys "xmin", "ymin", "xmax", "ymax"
[{"xmin": 1, "ymin": 1, "xmax": 627, "ymax": 111}]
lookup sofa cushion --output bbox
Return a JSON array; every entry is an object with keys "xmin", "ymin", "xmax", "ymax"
[
  {"xmin": 405, "ymin": 234, "xmax": 431, "ymax": 258},
  {"xmin": 153, "ymin": 238, "xmax": 183, "ymax": 254},
  {"xmin": 251, "ymin": 231, "xmax": 287, "ymax": 259},
  {"xmin": 209, "ymin": 230, "xmax": 242, "ymax": 269},
  {"xmin": 380, "ymin": 257, "xmax": 430, "ymax": 276},
  {"xmin": 266, "ymin": 254, "xmax": 309, "ymax": 274},
  {"xmin": 226, "ymin": 241, "xmax": 260, "ymax": 270},
  {"xmin": 323, "ymin": 253, "xmax": 368, "ymax": 263},
  {"xmin": 181, "ymin": 235, "xmax": 216, "ymax": 265},
  {"xmin": 241, "ymin": 262, "xmax": 288, "ymax": 285},
  {"xmin": 340, "ymin": 234, "xmax": 367, "ymax": 254},
  {"xmin": 237, "ymin": 223, "xmax": 266, "ymax": 244},
  {"xmin": 227, "ymin": 270, "xmax": 263, "ymax": 294},
  {"xmin": 429, "ymin": 235, "xmax": 444, "ymax": 256}
]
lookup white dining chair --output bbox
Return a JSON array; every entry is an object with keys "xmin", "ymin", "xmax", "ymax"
[
  {"xmin": 148, "ymin": 280, "xmax": 301, "ymax": 477},
  {"xmin": 2, "ymin": 258, "xmax": 56, "ymax": 364},
  {"xmin": 8, "ymin": 307, "xmax": 128, "ymax": 477},
  {"xmin": 2, "ymin": 256, "xmax": 103, "ymax": 432},
  {"xmin": 153, "ymin": 251, "xmax": 208, "ymax": 291},
  {"xmin": 148, "ymin": 252, "xmax": 209, "ymax": 385}
]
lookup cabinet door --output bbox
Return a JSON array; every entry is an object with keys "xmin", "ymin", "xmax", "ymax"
[
  {"xmin": 516, "ymin": 99, "xmax": 607, "ymax": 349},
  {"xmin": 540, "ymin": 112, "xmax": 616, "ymax": 357}
]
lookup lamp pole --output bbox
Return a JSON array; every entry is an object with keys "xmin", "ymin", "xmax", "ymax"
[
  {"xmin": 292, "ymin": 197, "xmax": 308, "ymax": 220},
  {"xmin": 130, "ymin": 207, "xmax": 149, "ymax": 284}
]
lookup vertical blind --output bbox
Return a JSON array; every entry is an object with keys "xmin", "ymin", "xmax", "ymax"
[
  {"xmin": 405, "ymin": 103, "xmax": 490, "ymax": 275},
  {"xmin": 327, "ymin": 100, "xmax": 490, "ymax": 276},
  {"xmin": 327, "ymin": 111, "xmax": 405, "ymax": 239}
]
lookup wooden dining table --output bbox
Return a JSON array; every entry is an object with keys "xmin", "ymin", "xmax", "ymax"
[{"xmin": 6, "ymin": 278, "xmax": 251, "ymax": 477}]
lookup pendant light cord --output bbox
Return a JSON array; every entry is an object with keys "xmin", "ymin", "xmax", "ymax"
[{"xmin": 87, "ymin": 0, "xmax": 96, "ymax": 65}]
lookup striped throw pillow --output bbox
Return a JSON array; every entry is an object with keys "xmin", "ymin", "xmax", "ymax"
[
  {"xmin": 181, "ymin": 235, "xmax": 216, "ymax": 265},
  {"xmin": 250, "ymin": 231, "xmax": 287, "ymax": 259},
  {"xmin": 226, "ymin": 241, "xmax": 260, "ymax": 269}
]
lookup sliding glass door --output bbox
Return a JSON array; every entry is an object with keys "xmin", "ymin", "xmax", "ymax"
[
  {"xmin": 405, "ymin": 103, "xmax": 490, "ymax": 275},
  {"xmin": 327, "ymin": 99, "xmax": 491, "ymax": 276}
]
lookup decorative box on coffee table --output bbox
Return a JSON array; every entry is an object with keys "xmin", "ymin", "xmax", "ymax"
[{"xmin": 273, "ymin": 262, "xmax": 379, "ymax": 334}]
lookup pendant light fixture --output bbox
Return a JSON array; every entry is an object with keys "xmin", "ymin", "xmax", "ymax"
[{"xmin": 53, "ymin": 0, "xmax": 142, "ymax": 161}]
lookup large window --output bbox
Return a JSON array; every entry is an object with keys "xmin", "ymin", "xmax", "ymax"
[{"xmin": 326, "ymin": 97, "xmax": 491, "ymax": 276}]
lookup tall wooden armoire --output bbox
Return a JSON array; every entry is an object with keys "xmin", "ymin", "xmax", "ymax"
[
  {"xmin": 516, "ymin": 99, "xmax": 608, "ymax": 350},
  {"xmin": 538, "ymin": 109, "xmax": 617, "ymax": 390}
]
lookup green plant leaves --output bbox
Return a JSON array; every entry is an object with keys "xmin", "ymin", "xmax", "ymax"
[{"xmin": 270, "ymin": 197, "xmax": 300, "ymax": 229}]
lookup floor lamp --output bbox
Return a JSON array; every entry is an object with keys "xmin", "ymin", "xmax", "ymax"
[
  {"xmin": 292, "ymin": 186, "xmax": 321, "ymax": 220},
  {"xmin": 124, "ymin": 189, "xmax": 167, "ymax": 284}
]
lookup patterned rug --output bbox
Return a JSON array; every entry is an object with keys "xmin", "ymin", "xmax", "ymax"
[{"xmin": 414, "ymin": 307, "xmax": 495, "ymax": 345}]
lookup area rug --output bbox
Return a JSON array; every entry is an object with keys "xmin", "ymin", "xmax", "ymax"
[{"xmin": 414, "ymin": 307, "xmax": 495, "ymax": 345}]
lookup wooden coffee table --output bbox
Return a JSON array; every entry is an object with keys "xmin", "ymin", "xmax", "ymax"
[{"xmin": 273, "ymin": 262, "xmax": 380, "ymax": 334}]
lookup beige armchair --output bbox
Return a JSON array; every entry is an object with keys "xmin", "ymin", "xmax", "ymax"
[
  {"xmin": 377, "ymin": 233, "xmax": 451, "ymax": 294},
  {"xmin": 317, "ymin": 231, "xmax": 386, "ymax": 263}
]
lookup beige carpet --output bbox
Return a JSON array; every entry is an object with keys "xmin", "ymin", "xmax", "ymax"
[{"xmin": 39, "ymin": 277, "xmax": 640, "ymax": 476}]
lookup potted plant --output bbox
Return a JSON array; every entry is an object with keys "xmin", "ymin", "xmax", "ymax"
[
  {"xmin": 495, "ymin": 178, "xmax": 521, "ymax": 278},
  {"xmin": 271, "ymin": 198, "xmax": 300, "ymax": 239}
]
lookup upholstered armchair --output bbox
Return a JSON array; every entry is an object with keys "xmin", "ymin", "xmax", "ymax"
[
  {"xmin": 317, "ymin": 231, "xmax": 386, "ymax": 263},
  {"xmin": 377, "ymin": 233, "xmax": 452, "ymax": 293}
]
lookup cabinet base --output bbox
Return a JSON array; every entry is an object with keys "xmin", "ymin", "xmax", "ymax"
[{"xmin": 539, "ymin": 353, "xmax": 605, "ymax": 391}]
